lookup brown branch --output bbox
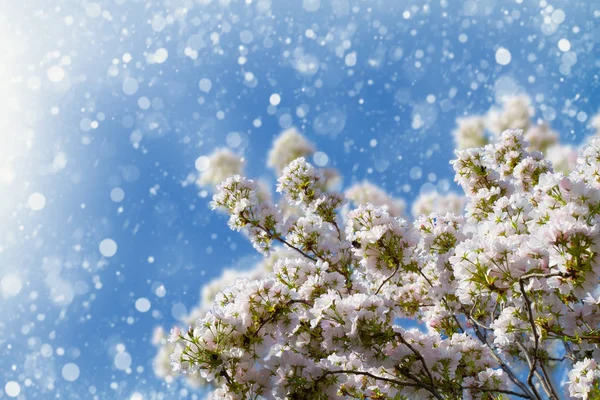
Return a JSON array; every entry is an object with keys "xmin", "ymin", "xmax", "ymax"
[
  {"xmin": 375, "ymin": 265, "xmax": 401, "ymax": 295},
  {"xmin": 539, "ymin": 361, "xmax": 561, "ymax": 400},
  {"xmin": 469, "ymin": 320, "xmax": 536, "ymax": 399},
  {"xmin": 254, "ymin": 299, "xmax": 311, "ymax": 337},
  {"xmin": 220, "ymin": 369, "xmax": 233, "ymax": 385},
  {"xmin": 463, "ymin": 386, "xmax": 531, "ymax": 399},
  {"xmin": 394, "ymin": 332, "xmax": 442, "ymax": 399},
  {"xmin": 320, "ymin": 369, "xmax": 444, "ymax": 400},
  {"xmin": 255, "ymin": 223, "xmax": 317, "ymax": 261},
  {"xmin": 518, "ymin": 277, "xmax": 558, "ymax": 400}
]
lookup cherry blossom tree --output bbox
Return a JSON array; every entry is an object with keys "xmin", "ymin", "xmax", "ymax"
[{"xmin": 165, "ymin": 127, "xmax": 600, "ymax": 399}]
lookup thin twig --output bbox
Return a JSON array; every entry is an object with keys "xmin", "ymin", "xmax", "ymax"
[
  {"xmin": 515, "ymin": 341, "xmax": 544, "ymax": 400},
  {"xmin": 321, "ymin": 370, "xmax": 444, "ymax": 400},
  {"xmin": 395, "ymin": 332, "xmax": 443, "ymax": 400},
  {"xmin": 539, "ymin": 360, "xmax": 561, "ymax": 400},
  {"xmin": 375, "ymin": 265, "xmax": 401, "ymax": 295},
  {"xmin": 470, "ymin": 321, "xmax": 536, "ymax": 399},
  {"xmin": 463, "ymin": 386, "xmax": 531, "ymax": 399},
  {"xmin": 518, "ymin": 277, "xmax": 559, "ymax": 400}
]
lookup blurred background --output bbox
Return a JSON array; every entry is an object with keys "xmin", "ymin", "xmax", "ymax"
[{"xmin": 0, "ymin": 0, "xmax": 598, "ymax": 399}]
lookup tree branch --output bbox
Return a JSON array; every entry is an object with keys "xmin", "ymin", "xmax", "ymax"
[
  {"xmin": 469, "ymin": 319, "xmax": 536, "ymax": 399},
  {"xmin": 321, "ymin": 369, "xmax": 444, "ymax": 400},
  {"xmin": 395, "ymin": 332, "xmax": 438, "ymax": 393},
  {"xmin": 518, "ymin": 277, "xmax": 559, "ymax": 400},
  {"xmin": 463, "ymin": 386, "xmax": 531, "ymax": 399}
]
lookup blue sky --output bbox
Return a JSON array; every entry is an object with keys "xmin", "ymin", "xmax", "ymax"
[{"xmin": 0, "ymin": 0, "xmax": 598, "ymax": 399}]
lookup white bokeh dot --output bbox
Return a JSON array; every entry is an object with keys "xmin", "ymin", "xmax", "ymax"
[
  {"xmin": 558, "ymin": 38, "xmax": 571, "ymax": 52},
  {"xmin": 137, "ymin": 97, "xmax": 151, "ymax": 110},
  {"xmin": 155, "ymin": 285, "xmax": 166, "ymax": 297},
  {"xmin": 5, "ymin": 381, "xmax": 20, "ymax": 397},
  {"xmin": 40, "ymin": 344, "xmax": 53, "ymax": 357},
  {"xmin": 131, "ymin": 393, "xmax": 144, "ymax": 400},
  {"xmin": 195, "ymin": 156, "xmax": 210, "ymax": 172},
  {"xmin": 62, "ymin": 363, "xmax": 80, "ymax": 382},
  {"xmin": 135, "ymin": 297, "xmax": 151, "ymax": 313},
  {"xmin": 114, "ymin": 351, "xmax": 132, "ymax": 370},
  {"xmin": 313, "ymin": 152, "xmax": 329, "ymax": 167},
  {"xmin": 551, "ymin": 9, "xmax": 565, "ymax": 24},
  {"xmin": 28, "ymin": 192, "xmax": 46, "ymax": 211},
  {"xmin": 410, "ymin": 166, "xmax": 423, "ymax": 180},
  {"xmin": 99, "ymin": 238, "xmax": 118, "ymax": 258},
  {"xmin": 110, "ymin": 188, "xmax": 125, "ymax": 202},
  {"xmin": 153, "ymin": 48, "xmax": 168, "ymax": 63},
  {"xmin": 269, "ymin": 93, "xmax": 281, "ymax": 106},
  {"xmin": 199, "ymin": 78, "xmax": 212, "ymax": 93},
  {"xmin": 122, "ymin": 77, "xmax": 139, "ymax": 95},
  {"xmin": 47, "ymin": 66, "xmax": 65, "ymax": 83},
  {"xmin": 85, "ymin": 2, "xmax": 101, "ymax": 18},
  {"xmin": 226, "ymin": 132, "xmax": 242, "ymax": 148},
  {"xmin": 344, "ymin": 52, "xmax": 357, "ymax": 67},
  {"xmin": 495, "ymin": 47, "xmax": 511, "ymax": 66},
  {"xmin": 1, "ymin": 274, "xmax": 22, "ymax": 298},
  {"xmin": 303, "ymin": 0, "xmax": 320, "ymax": 12}
]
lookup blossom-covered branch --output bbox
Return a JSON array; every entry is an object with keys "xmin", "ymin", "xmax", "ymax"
[{"xmin": 167, "ymin": 128, "xmax": 600, "ymax": 399}]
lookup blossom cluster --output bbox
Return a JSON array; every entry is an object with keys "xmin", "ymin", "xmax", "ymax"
[
  {"xmin": 568, "ymin": 359, "xmax": 600, "ymax": 399},
  {"xmin": 345, "ymin": 181, "xmax": 407, "ymax": 218},
  {"xmin": 197, "ymin": 148, "xmax": 245, "ymax": 188},
  {"xmin": 267, "ymin": 127, "xmax": 315, "ymax": 174},
  {"xmin": 154, "ymin": 128, "xmax": 416, "ymax": 390},
  {"xmin": 151, "ymin": 247, "xmax": 295, "ymax": 386},
  {"xmin": 452, "ymin": 95, "xmax": 584, "ymax": 174},
  {"xmin": 410, "ymin": 191, "xmax": 465, "ymax": 219},
  {"xmin": 168, "ymin": 128, "xmax": 600, "ymax": 399}
]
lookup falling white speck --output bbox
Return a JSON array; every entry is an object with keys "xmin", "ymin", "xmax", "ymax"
[
  {"xmin": 114, "ymin": 351, "xmax": 132, "ymax": 370},
  {"xmin": 99, "ymin": 238, "xmax": 118, "ymax": 258},
  {"xmin": 131, "ymin": 393, "xmax": 144, "ymax": 400},
  {"xmin": 495, "ymin": 47, "xmax": 511, "ymax": 65},
  {"xmin": 240, "ymin": 30, "xmax": 254, "ymax": 44},
  {"xmin": 47, "ymin": 66, "xmax": 65, "ymax": 83},
  {"xmin": 85, "ymin": 3, "xmax": 101, "ymax": 18},
  {"xmin": 155, "ymin": 285, "xmax": 166, "ymax": 297},
  {"xmin": 558, "ymin": 39, "xmax": 571, "ymax": 52},
  {"xmin": 62, "ymin": 363, "xmax": 80, "ymax": 382},
  {"xmin": 28, "ymin": 192, "xmax": 46, "ymax": 211},
  {"xmin": 122, "ymin": 78, "xmax": 139, "ymax": 95},
  {"xmin": 412, "ymin": 113, "xmax": 424, "ymax": 129},
  {"xmin": 410, "ymin": 166, "xmax": 423, "ymax": 180},
  {"xmin": 171, "ymin": 303, "xmax": 187, "ymax": 320},
  {"xmin": 199, "ymin": 78, "xmax": 212, "ymax": 93},
  {"xmin": 153, "ymin": 48, "xmax": 168, "ymax": 64},
  {"xmin": 110, "ymin": 187, "xmax": 125, "ymax": 202},
  {"xmin": 52, "ymin": 152, "xmax": 68, "ymax": 171},
  {"xmin": 226, "ymin": 132, "xmax": 242, "ymax": 148},
  {"xmin": 303, "ymin": 0, "xmax": 320, "ymax": 12},
  {"xmin": 40, "ymin": 344, "xmax": 53, "ymax": 357},
  {"xmin": 1, "ymin": 274, "xmax": 22, "ymax": 298},
  {"xmin": 151, "ymin": 15, "xmax": 166, "ymax": 32},
  {"xmin": 345, "ymin": 52, "xmax": 357, "ymax": 67},
  {"xmin": 138, "ymin": 96, "xmax": 150, "ymax": 109},
  {"xmin": 135, "ymin": 297, "xmax": 151, "ymax": 312},
  {"xmin": 195, "ymin": 156, "xmax": 210, "ymax": 172},
  {"xmin": 313, "ymin": 152, "xmax": 329, "ymax": 167},
  {"xmin": 551, "ymin": 9, "xmax": 565, "ymax": 24},
  {"xmin": 269, "ymin": 93, "xmax": 281, "ymax": 106},
  {"xmin": 5, "ymin": 381, "xmax": 20, "ymax": 397}
]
